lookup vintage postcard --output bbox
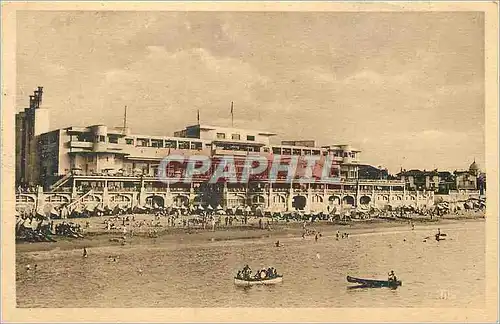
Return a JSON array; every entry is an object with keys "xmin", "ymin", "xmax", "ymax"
[{"xmin": 1, "ymin": 1, "xmax": 498, "ymax": 323}]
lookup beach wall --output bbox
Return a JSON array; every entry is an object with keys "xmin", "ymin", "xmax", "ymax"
[{"xmin": 16, "ymin": 186, "xmax": 438, "ymax": 215}]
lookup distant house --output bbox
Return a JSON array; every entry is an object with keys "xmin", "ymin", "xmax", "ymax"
[
  {"xmin": 358, "ymin": 164, "xmax": 389, "ymax": 180},
  {"xmin": 396, "ymin": 169, "xmax": 438, "ymax": 191},
  {"xmin": 397, "ymin": 169, "xmax": 456, "ymax": 193},
  {"xmin": 396, "ymin": 160, "xmax": 484, "ymax": 194}
]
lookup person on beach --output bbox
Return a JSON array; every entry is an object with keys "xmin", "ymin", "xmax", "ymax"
[
  {"xmin": 83, "ymin": 247, "xmax": 88, "ymax": 258},
  {"xmin": 315, "ymin": 234, "xmax": 318, "ymax": 242},
  {"xmin": 275, "ymin": 240, "xmax": 280, "ymax": 247}
]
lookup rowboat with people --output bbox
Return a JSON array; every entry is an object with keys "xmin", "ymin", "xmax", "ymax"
[
  {"xmin": 347, "ymin": 272, "xmax": 402, "ymax": 289},
  {"xmin": 234, "ymin": 264, "xmax": 283, "ymax": 286},
  {"xmin": 234, "ymin": 275, "xmax": 284, "ymax": 286}
]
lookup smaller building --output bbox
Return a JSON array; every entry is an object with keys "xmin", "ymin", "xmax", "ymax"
[{"xmin": 454, "ymin": 160, "xmax": 482, "ymax": 191}]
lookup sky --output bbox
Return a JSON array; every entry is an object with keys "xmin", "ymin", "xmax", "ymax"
[{"xmin": 16, "ymin": 11, "xmax": 485, "ymax": 174}]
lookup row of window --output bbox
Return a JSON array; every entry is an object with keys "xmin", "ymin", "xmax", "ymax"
[
  {"xmin": 216, "ymin": 133, "xmax": 256, "ymax": 141},
  {"xmin": 270, "ymin": 147, "xmax": 323, "ymax": 156},
  {"xmin": 125, "ymin": 138, "xmax": 204, "ymax": 150}
]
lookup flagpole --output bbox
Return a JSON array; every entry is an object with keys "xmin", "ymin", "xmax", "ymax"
[{"xmin": 231, "ymin": 101, "xmax": 234, "ymax": 127}]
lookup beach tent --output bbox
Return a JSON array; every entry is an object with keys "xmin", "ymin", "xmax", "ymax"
[
  {"xmin": 216, "ymin": 205, "xmax": 223, "ymax": 211},
  {"xmin": 197, "ymin": 205, "xmax": 204, "ymax": 211},
  {"xmin": 207, "ymin": 205, "xmax": 214, "ymax": 211}
]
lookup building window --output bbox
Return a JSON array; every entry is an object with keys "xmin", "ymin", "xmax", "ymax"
[
  {"xmin": 125, "ymin": 139, "xmax": 134, "ymax": 145},
  {"xmin": 99, "ymin": 135, "xmax": 106, "ymax": 142},
  {"xmin": 178, "ymin": 141, "xmax": 189, "ymax": 149},
  {"xmin": 108, "ymin": 136, "xmax": 118, "ymax": 144},
  {"xmin": 151, "ymin": 139, "xmax": 163, "ymax": 148},
  {"xmin": 216, "ymin": 133, "xmax": 226, "ymax": 139},
  {"xmin": 247, "ymin": 135, "xmax": 255, "ymax": 141},
  {"xmin": 272, "ymin": 147, "xmax": 281, "ymax": 155},
  {"xmin": 232, "ymin": 134, "xmax": 241, "ymax": 140},
  {"xmin": 191, "ymin": 142, "xmax": 202, "ymax": 150},
  {"xmin": 165, "ymin": 140, "xmax": 177, "ymax": 148}
]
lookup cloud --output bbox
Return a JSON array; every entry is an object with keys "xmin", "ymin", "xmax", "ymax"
[{"xmin": 15, "ymin": 11, "xmax": 485, "ymax": 174}]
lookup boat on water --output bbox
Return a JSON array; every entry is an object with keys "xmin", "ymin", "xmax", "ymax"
[
  {"xmin": 346, "ymin": 276, "xmax": 402, "ymax": 288},
  {"xmin": 234, "ymin": 275, "xmax": 283, "ymax": 286}
]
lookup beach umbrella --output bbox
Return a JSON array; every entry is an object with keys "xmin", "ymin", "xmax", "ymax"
[
  {"xmin": 85, "ymin": 204, "xmax": 96, "ymax": 212},
  {"xmin": 36, "ymin": 208, "xmax": 45, "ymax": 217},
  {"xmin": 50, "ymin": 207, "xmax": 59, "ymax": 217},
  {"xmin": 216, "ymin": 204, "xmax": 223, "ymax": 211},
  {"xmin": 197, "ymin": 205, "xmax": 204, "ymax": 211},
  {"xmin": 207, "ymin": 205, "xmax": 214, "ymax": 211}
]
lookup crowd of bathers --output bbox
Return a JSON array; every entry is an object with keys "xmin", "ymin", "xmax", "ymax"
[{"xmin": 236, "ymin": 265, "xmax": 280, "ymax": 281}]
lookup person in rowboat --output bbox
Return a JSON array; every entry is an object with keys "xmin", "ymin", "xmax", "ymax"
[
  {"xmin": 388, "ymin": 270, "xmax": 397, "ymax": 282},
  {"xmin": 242, "ymin": 265, "xmax": 252, "ymax": 280}
]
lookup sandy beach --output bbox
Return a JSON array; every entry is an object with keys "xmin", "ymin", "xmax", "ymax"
[{"xmin": 16, "ymin": 211, "xmax": 485, "ymax": 254}]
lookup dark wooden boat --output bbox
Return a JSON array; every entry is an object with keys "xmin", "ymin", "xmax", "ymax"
[{"xmin": 347, "ymin": 276, "xmax": 402, "ymax": 288}]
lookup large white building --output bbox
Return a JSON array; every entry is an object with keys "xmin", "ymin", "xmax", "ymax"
[{"xmin": 16, "ymin": 88, "xmax": 436, "ymax": 215}]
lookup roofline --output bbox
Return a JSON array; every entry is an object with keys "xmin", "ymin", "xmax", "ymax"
[{"xmin": 185, "ymin": 124, "xmax": 277, "ymax": 136}]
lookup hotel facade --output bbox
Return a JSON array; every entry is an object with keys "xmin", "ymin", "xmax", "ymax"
[{"xmin": 16, "ymin": 87, "xmax": 438, "ymax": 215}]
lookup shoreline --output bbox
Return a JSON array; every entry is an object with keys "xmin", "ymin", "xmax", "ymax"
[{"xmin": 16, "ymin": 215, "xmax": 485, "ymax": 254}]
